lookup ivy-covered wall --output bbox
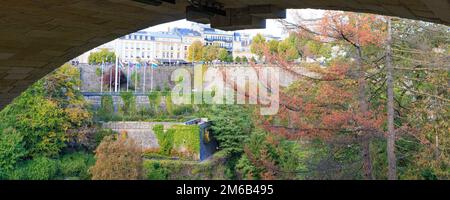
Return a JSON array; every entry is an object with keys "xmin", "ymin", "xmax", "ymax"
[{"xmin": 152, "ymin": 124, "xmax": 200, "ymax": 160}]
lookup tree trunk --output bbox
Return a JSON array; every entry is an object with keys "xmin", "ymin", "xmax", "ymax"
[
  {"xmin": 386, "ymin": 17, "xmax": 397, "ymax": 180},
  {"xmin": 362, "ymin": 138, "xmax": 374, "ymax": 180},
  {"xmin": 356, "ymin": 47, "xmax": 374, "ymax": 180},
  {"xmin": 435, "ymin": 134, "xmax": 440, "ymax": 159}
]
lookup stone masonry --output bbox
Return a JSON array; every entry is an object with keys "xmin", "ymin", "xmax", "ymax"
[{"xmin": 102, "ymin": 121, "xmax": 182, "ymax": 150}]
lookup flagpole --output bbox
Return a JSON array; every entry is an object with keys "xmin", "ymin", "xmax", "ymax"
[
  {"xmin": 135, "ymin": 63, "xmax": 138, "ymax": 93},
  {"xmin": 114, "ymin": 53, "xmax": 119, "ymax": 93},
  {"xmin": 143, "ymin": 62, "xmax": 146, "ymax": 93},
  {"xmin": 109, "ymin": 65, "xmax": 112, "ymax": 92},
  {"xmin": 100, "ymin": 60, "xmax": 104, "ymax": 93},
  {"xmin": 151, "ymin": 63, "xmax": 154, "ymax": 91},
  {"xmin": 118, "ymin": 60, "xmax": 121, "ymax": 92},
  {"xmin": 127, "ymin": 62, "xmax": 129, "ymax": 92}
]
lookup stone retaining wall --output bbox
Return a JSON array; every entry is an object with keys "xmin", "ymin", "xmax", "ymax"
[
  {"xmin": 102, "ymin": 121, "xmax": 182, "ymax": 150},
  {"xmin": 84, "ymin": 95, "xmax": 158, "ymax": 111}
]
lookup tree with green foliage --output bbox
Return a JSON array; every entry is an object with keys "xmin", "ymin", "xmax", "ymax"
[
  {"xmin": 268, "ymin": 40, "xmax": 280, "ymax": 54},
  {"xmin": 234, "ymin": 56, "xmax": 241, "ymax": 63},
  {"xmin": 241, "ymin": 56, "xmax": 248, "ymax": 63},
  {"xmin": 218, "ymin": 48, "xmax": 229, "ymax": 62},
  {"xmin": 250, "ymin": 33, "xmax": 266, "ymax": 59},
  {"xmin": 201, "ymin": 45, "xmax": 221, "ymax": 62},
  {"xmin": 0, "ymin": 64, "xmax": 91, "ymax": 158},
  {"xmin": 277, "ymin": 34, "xmax": 301, "ymax": 61},
  {"xmin": 208, "ymin": 105, "xmax": 253, "ymax": 154},
  {"xmin": 250, "ymin": 34, "xmax": 266, "ymax": 60},
  {"xmin": 88, "ymin": 49, "xmax": 116, "ymax": 64},
  {"xmin": 383, "ymin": 18, "xmax": 450, "ymax": 179},
  {"xmin": 226, "ymin": 54, "xmax": 234, "ymax": 63}
]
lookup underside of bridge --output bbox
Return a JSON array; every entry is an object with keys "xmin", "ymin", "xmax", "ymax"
[{"xmin": 0, "ymin": 0, "xmax": 449, "ymax": 109}]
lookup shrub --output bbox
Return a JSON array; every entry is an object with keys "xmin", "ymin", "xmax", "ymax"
[
  {"xmin": 90, "ymin": 135, "xmax": 143, "ymax": 180},
  {"xmin": 144, "ymin": 162, "xmax": 169, "ymax": 180},
  {"xmin": 143, "ymin": 159, "xmax": 226, "ymax": 180},
  {"xmin": 172, "ymin": 105, "xmax": 194, "ymax": 116},
  {"xmin": 95, "ymin": 68, "xmax": 102, "ymax": 77},
  {"xmin": 12, "ymin": 157, "xmax": 59, "ymax": 180},
  {"xmin": 59, "ymin": 152, "xmax": 95, "ymax": 180},
  {"xmin": 148, "ymin": 92, "xmax": 162, "ymax": 114},
  {"xmin": 163, "ymin": 82, "xmax": 171, "ymax": 92},
  {"xmin": 98, "ymin": 95, "xmax": 114, "ymax": 121},
  {"xmin": 0, "ymin": 128, "xmax": 27, "ymax": 177},
  {"xmin": 165, "ymin": 95, "xmax": 174, "ymax": 115},
  {"xmin": 120, "ymin": 92, "xmax": 136, "ymax": 116}
]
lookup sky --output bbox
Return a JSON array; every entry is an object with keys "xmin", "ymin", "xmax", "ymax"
[{"xmin": 143, "ymin": 9, "xmax": 324, "ymax": 39}]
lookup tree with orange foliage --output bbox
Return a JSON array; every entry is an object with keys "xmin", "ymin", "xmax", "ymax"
[
  {"xmin": 90, "ymin": 135, "xmax": 143, "ymax": 180},
  {"xmin": 250, "ymin": 11, "xmax": 389, "ymax": 179}
]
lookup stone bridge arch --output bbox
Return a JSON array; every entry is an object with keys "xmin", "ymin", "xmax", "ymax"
[{"xmin": 0, "ymin": 0, "xmax": 449, "ymax": 109}]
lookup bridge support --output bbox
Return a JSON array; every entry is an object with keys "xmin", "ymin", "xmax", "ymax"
[{"xmin": 187, "ymin": 5, "xmax": 286, "ymax": 30}]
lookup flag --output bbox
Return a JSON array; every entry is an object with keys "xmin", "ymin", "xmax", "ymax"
[
  {"xmin": 151, "ymin": 63, "xmax": 158, "ymax": 68},
  {"xmin": 118, "ymin": 59, "xmax": 125, "ymax": 69}
]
